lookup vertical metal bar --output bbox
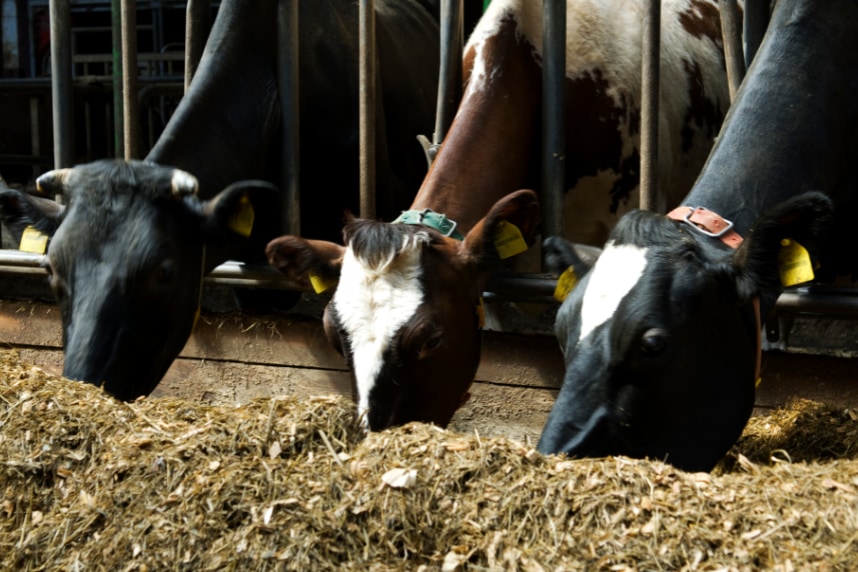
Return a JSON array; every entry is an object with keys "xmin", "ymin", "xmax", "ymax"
[
  {"xmin": 433, "ymin": 0, "xmax": 464, "ymax": 148},
  {"xmin": 719, "ymin": 0, "xmax": 745, "ymax": 102},
  {"xmin": 84, "ymin": 101, "xmax": 92, "ymax": 161},
  {"xmin": 541, "ymin": 0, "xmax": 566, "ymax": 240},
  {"xmin": 185, "ymin": 0, "xmax": 210, "ymax": 92},
  {"xmin": 639, "ymin": 0, "xmax": 660, "ymax": 212},
  {"xmin": 121, "ymin": 0, "xmax": 140, "ymax": 160},
  {"xmin": 743, "ymin": 0, "xmax": 769, "ymax": 70},
  {"xmin": 278, "ymin": 0, "xmax": 301, "ymax": 236},
  {"xmin": 49, "ymin": 0, "xmax": 73, "ymax": 170},
  {"xmin": 111, "ymin": 0, "xmax": 124, "ymax": 157},
  {"xmin": 30, "ymin": 97, "xmax": 41, "ymax": 179},
  {"xmin": 359, "ymin": 0, "xmax": 376, "ymax": 220}
]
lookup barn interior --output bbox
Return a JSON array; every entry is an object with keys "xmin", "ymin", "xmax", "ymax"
[{"xmin": 0, "ymin": 0, "xmax": 857, "ymax": 445}]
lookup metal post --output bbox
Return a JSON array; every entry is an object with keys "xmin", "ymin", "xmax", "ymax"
[
  {"xmin": 719, "ymin": 0, "xmax": 745, "ymax": 102},
  {"xmin": 743, "ymin": 0, "xmax": 769, "ymax": 70},
  {"xmin": 49, "ymin": 0, "xmax": 73, "ymax": 171},
  {"xmin": 639, "ymin": 0, "xmax": 660, "ymax": 212},
  {"xmin": 30, "ymin": 97, "xmax": 41, "ymax": 179},
  {"xmin": 541, "ymin": 0, "xmax": 566, "ymax": 240},
  {"xmin": 278, "ymin": 0, "xmax": 301, "ymax": 236},
  {"xmin": 185, "ymin": 0, "xmax": 210, "ymax": 92},
  {"xmin": 111, "ymin": 0, "xmax": 124, "ymax": 157},
  {"xmin": 359, "ymin": 0, "xmax": 376, "ymax": 220},
  {"xmin": 433, "ymin": 0, "xmax": 464, "ymax": 149},
  {"xmin": 121, "ymin": 0, "xmax": 140, "ymax": 160}
]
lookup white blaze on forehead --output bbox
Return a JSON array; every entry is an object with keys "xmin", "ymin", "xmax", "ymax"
[
  {"xmin": 579, "ymin": 241, "xmax": 649, "ymax": 343},
  {"xmin": 332, "ymin": 233, "xmax": 428, "ymax": 421}
]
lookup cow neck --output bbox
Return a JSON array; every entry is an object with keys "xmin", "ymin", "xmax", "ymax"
[
  {"xmin": 146, "ymin": 0, "xmax": 278, "ymax": 201},
  {"xmin": 680, "ymin": 0, "xmax": 858, "ymax": 239},
  {"xmin": 666, "ymin": 206, "xmax": 761, "ymax": 387},
  {"xmin": 405, "ymin": 15, "xmax": 541, "ymax": 237}
]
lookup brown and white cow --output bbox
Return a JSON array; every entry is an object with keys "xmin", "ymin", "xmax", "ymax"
[{"xmin": 267, "ymin": 0, "xmax": 735, "ymax": 430}]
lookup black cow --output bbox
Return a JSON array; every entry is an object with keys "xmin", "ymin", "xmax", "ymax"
[
  {"xmin": 0, "ymin": 0, "xmax": 441, "ymax": 400},
  {"xmin": 538, "ymin": 0, "xmax": 858, "ymax": 472}
]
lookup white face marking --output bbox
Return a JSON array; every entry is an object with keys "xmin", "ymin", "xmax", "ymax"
[
  {"xmin": 578, "ymin": 241, "xmax": 649, "ymax": 343},
  {"xmin": 332, "ymin": 233, "xmax": 429, "ymax": 423}
]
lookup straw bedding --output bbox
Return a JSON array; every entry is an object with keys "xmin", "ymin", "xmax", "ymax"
[{"xmin": 1, "ymin": 349, "xmax": 856, "ymax": 571}]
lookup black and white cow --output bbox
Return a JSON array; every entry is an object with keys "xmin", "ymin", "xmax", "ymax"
[
  {"xmin": 0, "ymin": 0, "xmax": 441, "ymax": 400},
  {"xmin": 538, "ymin": 0, "xmax": 858, "ymax": 472}
]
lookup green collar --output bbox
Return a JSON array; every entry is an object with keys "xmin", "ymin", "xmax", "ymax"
[{"xmin": 392, "ymin": 208, "xmax": 464, "ymax": 240}]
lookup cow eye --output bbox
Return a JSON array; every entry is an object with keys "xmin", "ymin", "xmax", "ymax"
[
  {"xmin": 640, "ymin": 328, "xmax": 670, "ymax": 356},
  {"xmin": 154, "ymin": 260, "xmax": 176, "ymax": 286},
  {"xmin": 420, "ymin": 331, "xmax": 444, "ymax": 356}
]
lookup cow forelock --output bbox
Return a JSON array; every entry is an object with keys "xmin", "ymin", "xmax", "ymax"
[
  {"xmin": 578, "ymin": 241, "xmax": 649, "ymax": 343},
  {"xmin": 333, "ymin": 231, "xmax": 430, "ymax": 422}
]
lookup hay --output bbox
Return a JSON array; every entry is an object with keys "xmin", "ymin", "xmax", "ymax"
[{"xmin": 1, "ymin": 349, "xmax": 857, "ymax": 571}]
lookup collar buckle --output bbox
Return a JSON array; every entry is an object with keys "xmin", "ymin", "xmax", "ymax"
[
  {"xmin": 667, "ymin": 205, "xmax": 743, "ymax": 249},
  {"xmin": 393, "ymin": 208, "xmax": 464, "ymax": 240}
]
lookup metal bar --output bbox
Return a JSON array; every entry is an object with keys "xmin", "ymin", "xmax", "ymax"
[
  {"xmin": 719, "ymin": 0, "xmax": 745, "ymax": 102},
  {"xmin": 278, "ymin": 0, "xmax": 301, "ymax": 236},
  {"xmin": 359, "ymin": 0, "xmax": 376, "ymax": 219},
  {"xmin": 743, "ymin": 0, "xmax": 770, "ymax": 70},
  {"xmin": 111, "ymin": 0, "xmax": 124, "ymax": 157},
  {"xmin": 2, "ymin": 251, "xmax": 858, "ymax": 316},
  {"xmin": 29, "ymin": 97, "xmax": 41, "ymax": 179},
  {"xmin": 49, "ymin": 0, "xmax": 73, "ymax": 171},
  {"xmin": 541, "ymin": 0, "xmax": 566, "ymax": 240},
  {"xmin": 433, "ymin": 0, "xmax": 464, "ymax": 148},
  {"xmin": 120, "ymin": 0, "xmax": 140, "ymax": 159},
  {"xmin": 185, "ymin": 0, "xmax": 210, "ymax": 92},
  {"xmin": 639, "ymin": 0, "xmax": 660, "ymax": 212}
]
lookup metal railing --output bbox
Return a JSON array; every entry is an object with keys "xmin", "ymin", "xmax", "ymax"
[{"xmin": 6, "ymin": 0, "xmax": 858, "ymax": 329}]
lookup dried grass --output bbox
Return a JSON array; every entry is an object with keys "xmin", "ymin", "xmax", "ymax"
[{"xmin": 1, "ymin": 349, "xmax": 857, "ymax": 571}]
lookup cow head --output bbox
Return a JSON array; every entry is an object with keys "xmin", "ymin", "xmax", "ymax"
[
  {"xmin": 267, "ymin": 189, "xmax": 539, "ymax": 430},
  {"xmin": 537, "ymin": 192, "xmax": 834, "ymax": 472},
  {"xmin": 0, "ymin": 159, "xmax": 277, "ymax": 400}
]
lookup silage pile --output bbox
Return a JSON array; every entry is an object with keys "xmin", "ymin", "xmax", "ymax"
[{"xmin": 1, "ymin": 350, "xmax": 857, "ymax": 571}]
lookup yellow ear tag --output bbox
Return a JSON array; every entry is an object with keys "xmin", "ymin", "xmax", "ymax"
[
  {"xmin": 493, "ymin": 220, "xmax": 528, "ymax": 259},
  {"xmin": 778, "ymin": 238, "xmax": 814, "ymax": 287},
  {"xmin": 308, "ymin": 271, "xmax": 338, "ymax": 294},
  {"xmin": 192, "ymin": 307, "xmax": 201, "ymax": 331},
  {"xmin": 227, "ymin": 194, "xmax": 255, "ymax": 237},
  {"xmin": 553, "ymin": 265, "xmax": 579, "ymax": 302},
  {"xmin": 476, "ymin": 297, "xmax": 485, "ymax": 329},
  {"xmin": 755, "ymin": 377, "xmax": 762, "ymax": 389},
  {"xmin": 19, "ymin": 226, "xmax": 49, "ymax": 254}
]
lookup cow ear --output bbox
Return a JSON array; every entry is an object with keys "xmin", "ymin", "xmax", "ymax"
[
  {"xmin": 461, "ymin": 189, "xmax": 540, "ymax": 271},
  {"xmin": 0, "ymin": 187, "xmax": 65, "ymax": 238},
  {"xmin": 266, "ymin": 235, "xmax": 345, "ymax": 293},
  {"xmin": 201, "ymin": 180, "xmax": 279, "ymax": 243},
  {"xmin": 732, "ymin": 191, "xmax": 833, "ymax": 301},
  {"xmin": 543, "ymin": 236, "xmax": 600, "ymax": 277}
]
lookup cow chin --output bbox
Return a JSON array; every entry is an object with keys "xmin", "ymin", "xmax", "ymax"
[
  {"xmin": 62, "ymin": 303, "xmax": 194, "ymax": 401},
  {"xmin": 363, "ymin": 363, "xmax": 475, "ymax": 432}
]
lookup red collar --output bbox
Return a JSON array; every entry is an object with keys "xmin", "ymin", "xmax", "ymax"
[
  {"xmin": 667, "ymin": 206, "xmax": 762, "ymax": 386},
  {"xmin": 667, "ymin": 206, "xmax": 744, "ymax": 248}
]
